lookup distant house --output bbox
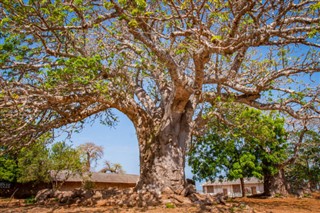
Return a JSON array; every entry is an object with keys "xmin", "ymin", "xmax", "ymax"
[
  {"xmin": 51, "ymin": 171, "xmax": 139, "ymax": 191},
  {"xmin": 202, "ymin": 178, "xmax": 264, "ymax": 197}
]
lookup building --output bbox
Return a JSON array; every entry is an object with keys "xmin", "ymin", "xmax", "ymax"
[
  {"xmin": 51, "ymin": 171, "xmax": 139, "ymax": 191},
  {"xmin": 202, "ymin": 178, "xmax": 264, "ymax": 197}
]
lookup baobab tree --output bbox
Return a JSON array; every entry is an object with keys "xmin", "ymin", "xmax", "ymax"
[
  {"xmin": 99, "ymin": 161, "xmax": 125, "ymax": 174},
  {"xmin": 78, "ymin": 142, "xmax": 104, "ymax": 171},
  {"xmin": 0, "ymin": 0, "xmax": 319, "ymax": 195}
]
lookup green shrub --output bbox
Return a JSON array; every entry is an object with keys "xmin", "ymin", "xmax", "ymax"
[
  {"xmin": 82, "ymin": 180, "xmax": 95, "ymax": 190},
  {"xmin": 25, "ymin": 196, "xmax": 36, "ymax": 204},
  {"xmin": 303, "ymin": 193, "xmax": 311, "ymax": 198},
  {"xmin": 165, "ymin": 202, "xmax": 175, "ymax": 208},
  {"xmin": 274, "ymin": 193, "xmax": 282, "ymax": 198}
]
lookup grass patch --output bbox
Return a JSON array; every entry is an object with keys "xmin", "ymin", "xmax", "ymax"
[
  {"xmin": 165, "ymin": 202, "xmax": 175, "ymax": 208},
  {"xmin": 25, "ymin": 196, "xmax": 36, "ymax": 204}
]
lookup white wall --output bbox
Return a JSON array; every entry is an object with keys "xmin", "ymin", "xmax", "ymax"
[{"xmin": 204, "ymin": 183, "xmax": 264, "ymax": 197}]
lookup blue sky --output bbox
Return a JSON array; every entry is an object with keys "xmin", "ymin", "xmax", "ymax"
[
  {"xmin": 59, "ymin": 110, "xmax": 140, "ymax": 174},
  {"xmin": 69, "ymin": 111, "xmax": 139, "ymax": 174}
]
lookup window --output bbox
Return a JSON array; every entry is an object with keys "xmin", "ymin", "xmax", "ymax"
[
  {"xmin": 232, "ymin": 184, "xmax": 241, "ymax": 193},
  {"xmin": 251, "ymin": 186, "xmax": 257, "ymax": 194},
  {"xmin": 206, "ymin": 186, "xmax": 214, "ymax": 193},
  {"xmin": 223, "ymin": 188, "xmax": 228, "ymax": 195}
]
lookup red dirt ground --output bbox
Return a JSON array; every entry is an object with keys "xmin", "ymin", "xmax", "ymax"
[
  {"xmin": 0, "ymin": 192, "xmax": 319, "ymax": 212},
  {"xmin": 232, "ymin": 192, "xmax": 320, "ymax": 213}
]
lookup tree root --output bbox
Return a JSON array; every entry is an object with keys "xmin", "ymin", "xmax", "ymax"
[{"xmin": 35, "ymin": 186, "xmax": 251, "ymax": 212}]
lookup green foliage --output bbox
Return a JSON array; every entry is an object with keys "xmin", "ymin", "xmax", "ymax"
[
  {"xmin": 188, "ymin": 106, "xmax": 287, "ymax": 183},
  {"xmin": 25, "ymin": 196, "xmax": 36, "ymax": 204},
  {"xmin": 0, "ymin": 148, "xmax": 17, "ymax": 182},
  {"xmin": 135, "ymin": 0, "xmax": 147, "ymax": 10},
  {"xmin": 50, "ymin": 141, "xmax": 83, "ymax": 174},
  {"xmin": 274, "ymin": 193, "xmax": 282, "ymax": 198},
  {"xmin": 17, "ymin": 138, "xmax": 51, "ymax": 183},
  {"xmin": 0, "ymin": 34, "xmax": 29, "ymax": 68},
  {"xmin": 103, "ymin": 1, "xmax": 114, "ymax": 9},
  {"xmin": 310, "ymin": 2, "xmax": 320, "ymax": 10},
  {"xmin": 82, "ymin": 179, "xmax": 95, "ymax": 190},
  {"xmin": 128, "ymin": 19, "xmax": 139, "ymax": 28},
  {"xmin": 165, "ymin": 202, "xmax": 175, "ymax": 208},
  {"xmin": 118, "ymin": 0, "xmax": 127, "ymax": 7},
  {"xmin": 0, "ymin": 135, "xmax": 84, "ymax": 185},
  {"xmin": 285, "ymin": 130, "xmax": 320, "ymax": 192},
  {"xmin": 49, "ymin": 141, "xmax": 84, "ymax": 189},
  {"xmin": 45, "ymin": 55, "xmax": 103, "ymax": 88}
]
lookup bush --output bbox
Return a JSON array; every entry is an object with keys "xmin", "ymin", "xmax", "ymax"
[
  {"xmin": 25, "ymin": 196, "xmax": 36, "ymax": 204},
  {"xmin": 82, "ymin": 180, "xmax": 95, "ymax": 190},
  {"xmin": 165, "ymin": 202, "xmax": 175, "ymax": 208},
  {"xmin": 303, "ymin": 193, "xmax": 311, "ymax": 198},
  {"xmin": 274, "ymin": 193, "xmax": 282, "ymax": 198}
]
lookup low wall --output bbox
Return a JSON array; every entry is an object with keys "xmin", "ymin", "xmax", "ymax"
[
  {"xmin": 0, "ymin": 181, "xmax": 137, "ymax": 198},
  {"xmin": 0, "ymin": 182, "xmax": 51, "ymax": 198},
  {"xmin": 59, "ymin": 181, "xmax": 136, "ymax": 191}
]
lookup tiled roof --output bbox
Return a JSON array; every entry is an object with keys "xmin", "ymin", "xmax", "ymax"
[
  {"xmin": 202, "ymin": 177, "xmax": 263, "ymax": 186},
  {"xmin": 51, "ymin": 171, "xmax": 139, "ymax": 184}
]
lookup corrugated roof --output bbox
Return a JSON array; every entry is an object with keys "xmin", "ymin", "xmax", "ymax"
[
  {"xmin": 51, "ymin": 171, "xmax": 139, "ymax": 184},
  {"xmin": 202, "ymin": 177, "xmax": 263, "ymax": 186}
]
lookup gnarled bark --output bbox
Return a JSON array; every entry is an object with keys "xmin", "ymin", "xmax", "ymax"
[
  {"xmin": 264, "ymin": 169, "xmax": 289, "ymax": 197},
  {"xmin": 135, "ymin": 104, "xmax": 193, "ymax": 194}
]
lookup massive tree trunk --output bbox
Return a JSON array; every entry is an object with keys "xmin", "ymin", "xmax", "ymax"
[
  {"xmin": 134, "ymin": 105, "xmax": 193, "ymax": 194},
  {"xmin": 264, "ymin": 169, "xmax": 289, "ymax": 197}
]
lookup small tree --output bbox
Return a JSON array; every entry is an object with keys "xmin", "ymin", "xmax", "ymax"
[
  {"xmin": 49, "ymin": 141, "xmax": 84, "ymax": 190},
  {"xmin": 285, "ymin": 130, "xmax": 320, "ymax": 193},
  {"xmin": 78, "ymin": 142, "xmax": 104, "ymax": 172},
  {"xmin": 17, "ymin": 136, "xmax": 51, "ymax": 184},
  {"xmin": 1, "ymin": 134, "xmax": 85, "ymax": 191},
  {"xmin": 0, "ymin": 147, "xmax": 17, "ymax": 182},
  {"xmin": 99, "ymin": 161, "xmax": 125, "ymax": 174},
  {"xmin": 189, "ymin": 107, "xmax": 288, "ymax": 197}
]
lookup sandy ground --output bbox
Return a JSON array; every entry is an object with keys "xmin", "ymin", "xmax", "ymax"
[
  {"xmin": 232, "ymin": 193, "xmax": 320, "ymax": 213},
  {"xmin": 0, "ymin": 192, "xmax": 319, "ymax": 213}
]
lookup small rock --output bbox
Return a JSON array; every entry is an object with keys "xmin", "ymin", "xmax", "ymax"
[
  {"xmin": 215, "ymin": 193, "xmax": 227, "ymax": 205},
  {"xmin": 92, "ymin": 190, "xmax": 103, "ymax": 200},
  {"xmin": 181, "ymin": 184, "xmax": 196, "ymax": 197},
  {"xmin": 139, "ymin": 201, "xmax": 147, "ymax": 207},
  {"xmin": 57, "ymin": 193, "xmax": 63, "ymax": 200},
  {"xmin": 82, "ymin": 189, "xmax": 93, "ymax": 199},
  {"xmin": 75, "ymin": 198, "xmax": 81, "ymax": 205},
  {"xmin": 96, "ymin": 199, "xmax": 107, "ymax": 207},
  {"xmin": 169, "ymin": 194, "xmax": 192, "ymax": 205},
  {"xmin": 72, "ymin": 188, "xmax": 83, "ymax": 198},
  {"xmin": 35, "ymin": 189, "xmax": 54, "ymax": 202},
  {"xmin": 59, "ymin": 196, "xmax": 69, "ymax": 203},
  {"xmin": 38, "ymin": 200, "xmax": 45, "ymax": 205},
  {"xmin": 162, "ymin": 186, "xmax": 174, "ymax": 195}
]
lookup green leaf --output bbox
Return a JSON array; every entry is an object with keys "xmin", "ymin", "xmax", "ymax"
[
  {"xmin": 135, "ymin": 0, "xmax": 147, "ymax": 10},
  {"xmin": 103, "ymin": 1, "xmax": 114, "ymax": 9},
  {"xmin": 128, "ymin": 19, "xmax": 138, "ymax": 28}
]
